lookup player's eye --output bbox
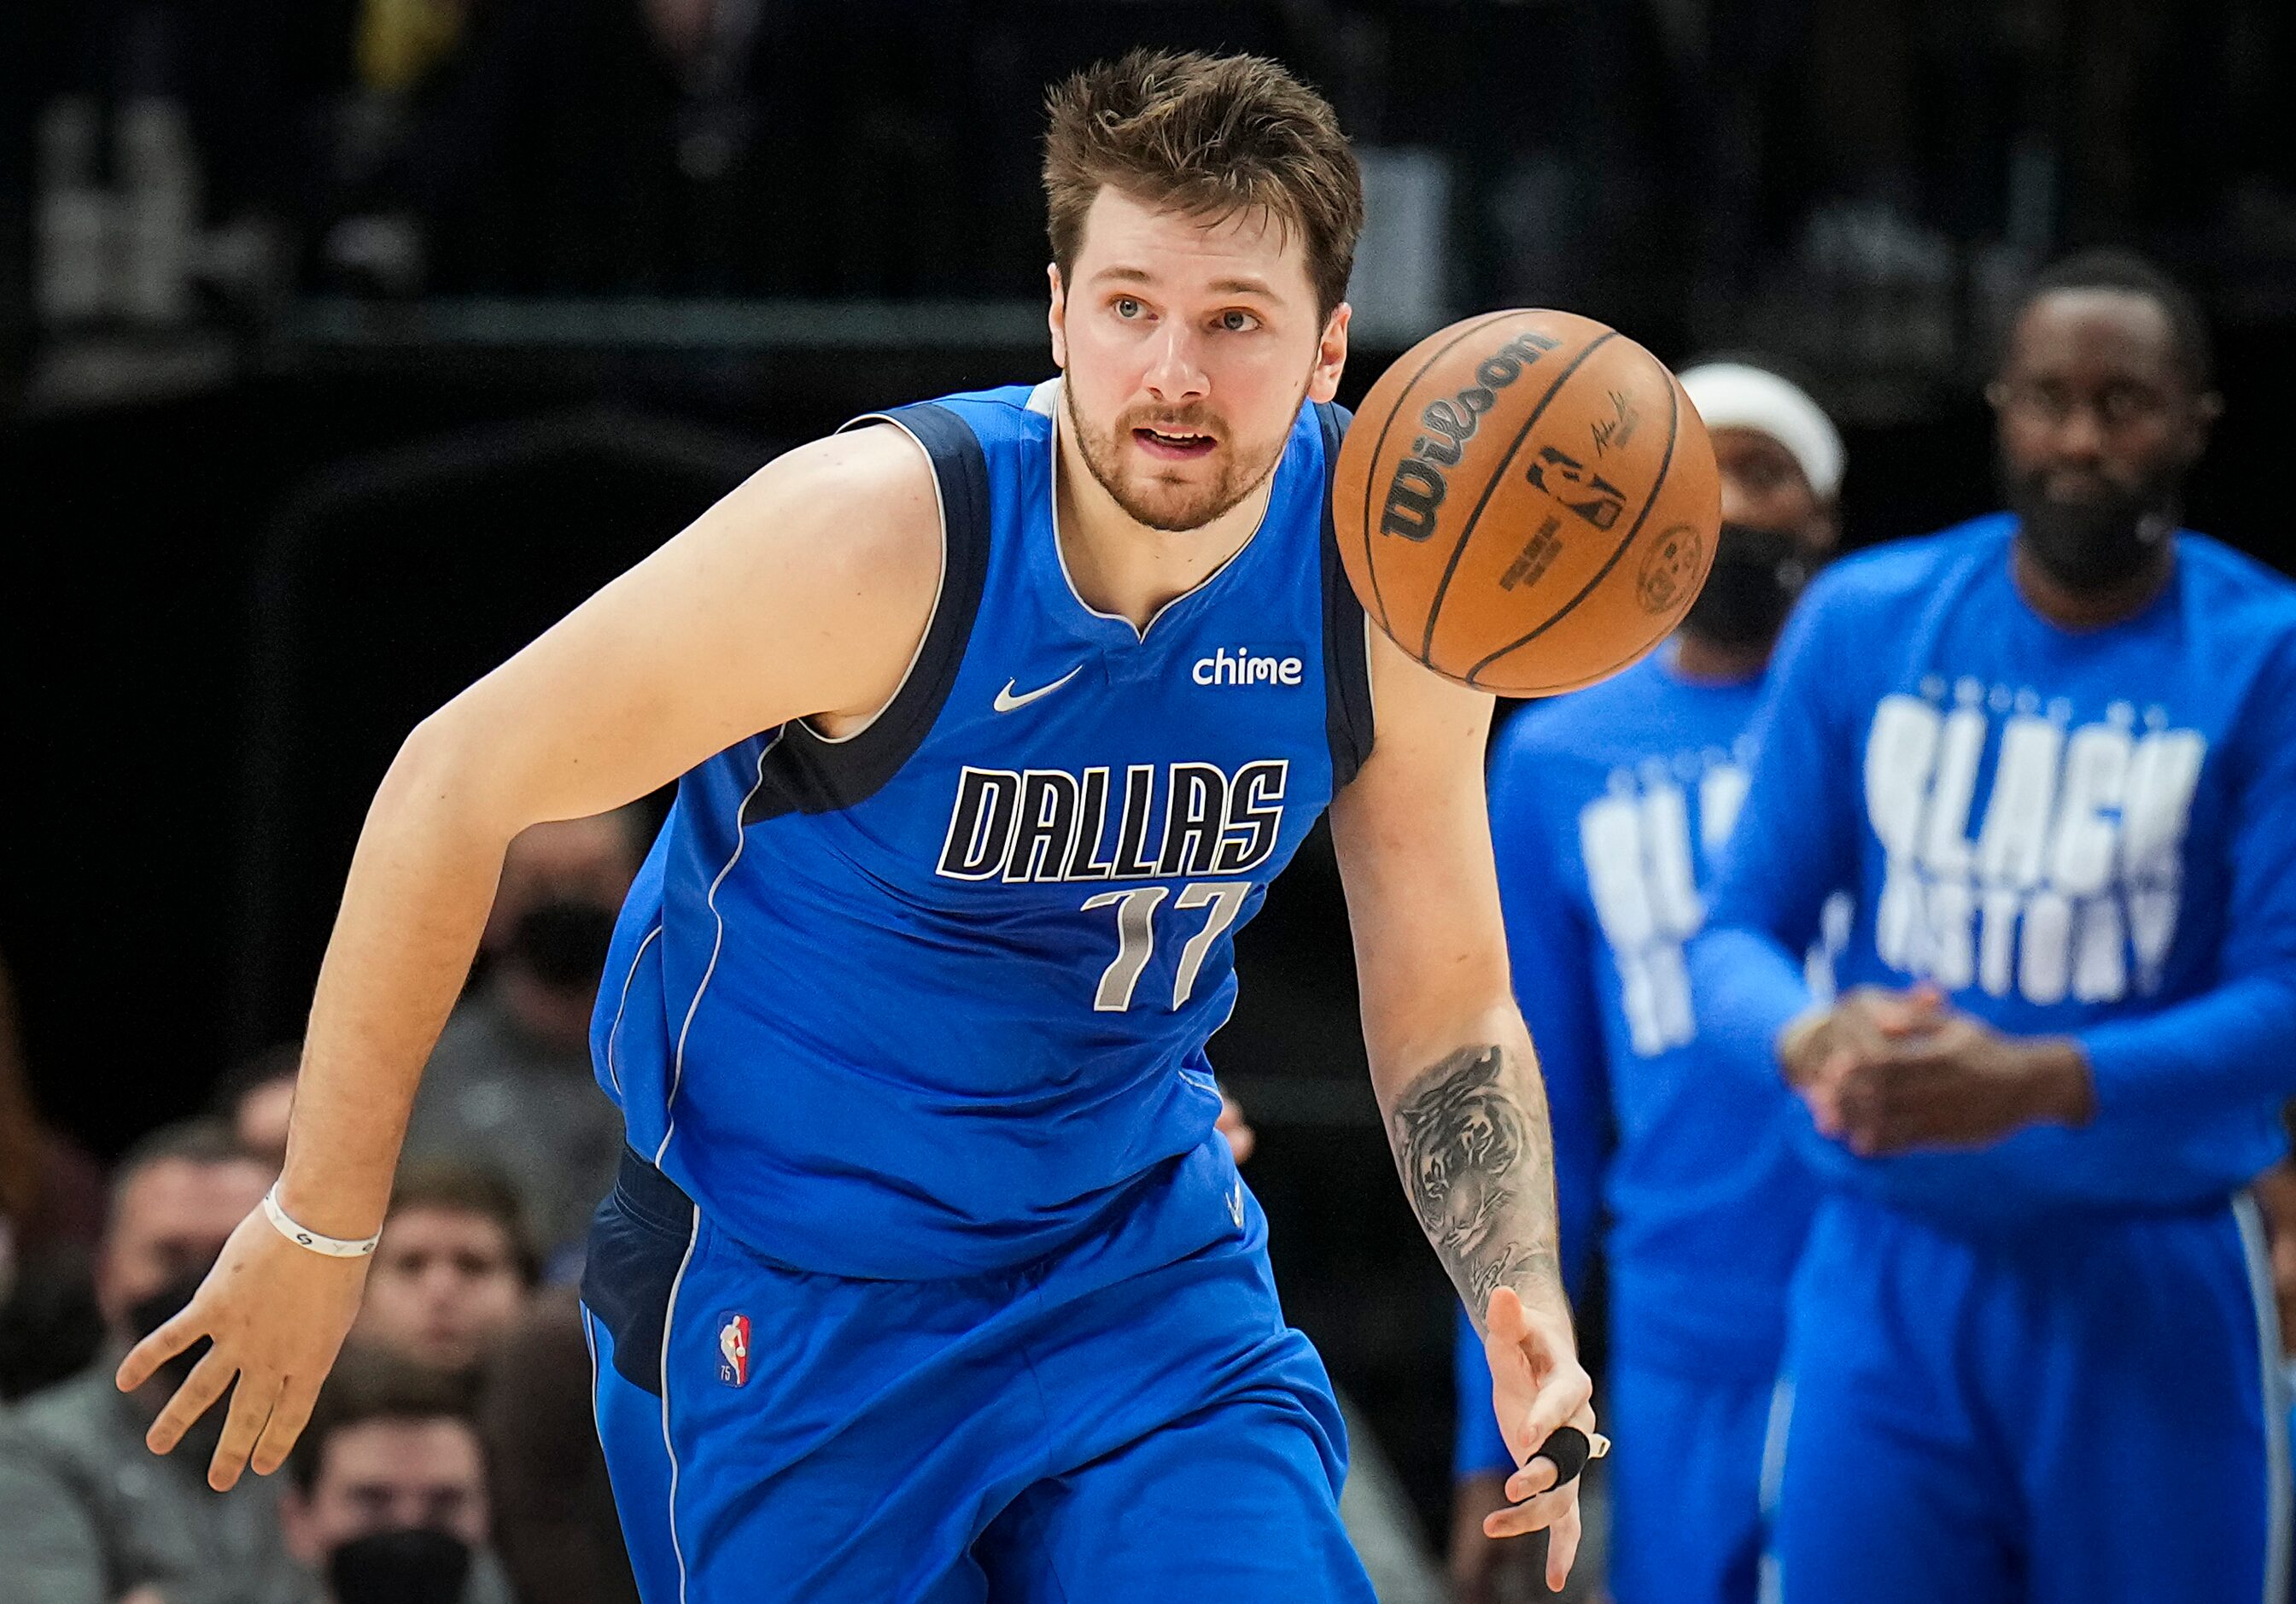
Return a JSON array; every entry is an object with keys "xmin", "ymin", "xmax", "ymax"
[
  {"xmin": 1216, "ymin": 309, "xmax": 1259, "ymax": 333},
  {"xmin": 1113, "ymin": 296, "xmax": 1143, "ymax": 319}
]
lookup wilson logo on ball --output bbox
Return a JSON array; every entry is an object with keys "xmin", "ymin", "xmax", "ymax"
[
  {"xmin": 1377, "ymin": 329, "xmax": 1561, "ymax": 542},
  {"xmin": 1332, "ymin": 307, "xmax": 1721, "ymax": 698}
]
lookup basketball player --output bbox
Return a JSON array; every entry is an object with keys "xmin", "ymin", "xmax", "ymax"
[
  {"xmin": 1690, "ymin": 249, "xmax": 2296, "ymax": 1602},
  {"xmin": 117, "ymin": 51, "xmax": 1598, "ymax": 1601},
  {"xmin": 1449, "ymin": 361, "xmax": 1844, "ymax": 1604}
]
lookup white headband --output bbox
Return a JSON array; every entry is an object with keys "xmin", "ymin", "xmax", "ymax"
[{"xmin": 1679, "ymin": 362, "xmax": 1844, "ymax": 500}]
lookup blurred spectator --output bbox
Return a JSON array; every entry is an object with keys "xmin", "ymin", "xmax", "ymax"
[
  {"xmin": 0, "ymin": 1119, "xmax": 301, "ymax": 1604},
  {"xmin": 211, "ymin": 1041, "xmax": 303, "ymax": 1168},
  {"xmin": 281, "ymin": 1349, "xmax": 512, "ymax": 1604},
  {"xmin": 326, "ymin": 0, "xmax": 972, "ymax": 297},
  {"xmin": 401, "ymin": 809, "xmax": 646, "ymax": 1262},
  {"xmin": 353, "ymin": 1159, "xmax": 535, "ymax": 1378},
  {"xmin": 475, "ymin": 1286, "xmax": 640, "ymax": 1604},
  {"xmin": 0, "ymin": 949, "xmax": 108, "ymax": 1400}
]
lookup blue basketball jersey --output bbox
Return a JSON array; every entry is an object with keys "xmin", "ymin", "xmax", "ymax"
[{"xmin": 591, "ymin": 382, "xmax": 1373, "ymax": 1279}]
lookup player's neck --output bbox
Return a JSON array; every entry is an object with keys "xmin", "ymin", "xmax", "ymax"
[
  {"xmin": 1053, "ymin": 407, "xmax": 1273, "ymax": 634},
  {"xmin": 2010, "ymin": 535, "xmax": 2176, "ymax": 631}
]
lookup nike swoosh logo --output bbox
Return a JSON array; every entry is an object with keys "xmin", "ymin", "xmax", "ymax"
[{"xmin": 993, "ymin": 665, "xmax": 1083, "ymax": 713}]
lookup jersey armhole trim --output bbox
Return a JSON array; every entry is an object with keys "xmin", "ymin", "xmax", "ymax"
[
  {"xmin": 740, "ymin": 403, "xmax": 992, "ymax": 822},
  {"xmin": 796, "ymin": 415, "xmax": 949, "ymax": 746},
  {"xmin": 1318, "ymin": 400, "xmax": 1376, "ymax": 787}
]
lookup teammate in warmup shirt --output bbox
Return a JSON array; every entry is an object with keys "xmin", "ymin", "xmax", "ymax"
[
  {"xmin": 1691, "ymin": 249, "xmax": 2296, "ymax": 1603},
  {"xmin": 1449, "ymin": 360, "xmax": 1845, "ymax": 1604},
  {"xmin": 116, "ymin": 51, "xmax": 1598, "ymax": 1601}
]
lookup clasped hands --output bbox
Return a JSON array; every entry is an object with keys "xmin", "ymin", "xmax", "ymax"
[{"xmin": 1778, "ymin": 984, "xmax": 2096, "ymax": 1156}]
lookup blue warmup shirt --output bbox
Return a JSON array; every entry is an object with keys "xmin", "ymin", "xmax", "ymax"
[
  {"xmin": 591, "ymin": 382, "xmax": 1375, "ymax": 1279},
  {"xmin": 1490, "ymin": 652, "xmax": 1827, "ymax": 1377},
  {"xmin": 1690, "ymin": 515, "xmax": 2296, "ymax": 1232}
]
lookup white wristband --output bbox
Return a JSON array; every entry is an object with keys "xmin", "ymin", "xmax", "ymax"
[{"xmin": 261, "ymin": 1185, "xmax": 380, "ymax": 1259}]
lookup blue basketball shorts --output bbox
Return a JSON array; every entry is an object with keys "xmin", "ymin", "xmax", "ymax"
[
  {"xmin": 1768, "ymin": 1192, "xmax": 2291, "ymax": 1604},
  {"xmin": 579, "ymin": 1139, "xmax": 1376, "ymax": 1603}
]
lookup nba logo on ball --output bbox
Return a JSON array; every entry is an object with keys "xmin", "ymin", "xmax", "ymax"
[{"xmin": 716, "ymin": 1314, "xmax": 751, "ymax": 1388}]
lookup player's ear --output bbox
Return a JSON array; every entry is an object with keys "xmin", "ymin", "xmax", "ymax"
[
  {"xmin": 1048, "ymin": 264, "xmax": 1069, "ymax": 370},
  {"xmin": 1307, "ymin": 301, "xmax": 1351, "ymax": 404}
]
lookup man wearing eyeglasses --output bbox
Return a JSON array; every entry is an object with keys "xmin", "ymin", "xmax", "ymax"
[{"xmin": 1690, "ymin": 249, "xmax": 2296, "ymax": 1603}]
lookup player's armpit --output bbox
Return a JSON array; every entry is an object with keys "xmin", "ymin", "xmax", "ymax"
[{"xmin": 411, "ymin": 421, "xmax": 945, "ymax": 837}]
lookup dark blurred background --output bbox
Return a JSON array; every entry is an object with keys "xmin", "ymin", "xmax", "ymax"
[{"xmin": 5, "ymin": 0, "xmax": 2294, "ymax": 1546}]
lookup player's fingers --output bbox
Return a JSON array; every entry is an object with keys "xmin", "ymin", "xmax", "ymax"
[
  {"xmin": 207, "ymin": 1372, "xmax": 280, "ymax": 1492},
  {"xmin": 1504, "ymin": 1452, "xmax": 1557, "ymax": 1504},
  {"xmin": 1510, "ymin": 1379, "xmax": 1593, "ymax": 1491},
  {"xmin": 117, "ymin": 1308, "xmax": 205, "ymax": 1395},
  {"xmin": 1802, "ymin": 1077, "xmax": 1844, "ymax": 1136},
  {"xmin": 144, "ymin": 1343, "xmax": 234, "ymax": 1454},
  {"xmin": 1877, "ymin": 981, "xmax": 1946, "ymax": 1033},
  {"xmin": 1480, "ymin": 1478, "xmax": 1577, "ymax": 1538},
  {"xmin": 1484, "ymin": 1285, "xmax": 1529, "ymax": 1347},
  {"xmin": 249, "ymin": 1375, "xmax": 319, "ymax": 1478},
  {"xmin": 1545, "ymin": 1499, "xmax": 1584, "ymax": 1593}
]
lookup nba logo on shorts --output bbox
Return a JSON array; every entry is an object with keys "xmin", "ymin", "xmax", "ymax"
[{"xmin": 716, "ymin": 1314, "xmax": 751, "ymax": 1388}]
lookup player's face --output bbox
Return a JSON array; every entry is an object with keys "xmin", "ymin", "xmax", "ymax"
[
  {"xmin": 1712, "ymin": 427, "xmax": 1833, "ymax": 553},
  {"xmin": 1050, "ymin": 186, "xmax": 1347, "ymax": 533},
  {"xmin": 1990, "ymin": 289, "xmax": 2217, "ymax": 587}
]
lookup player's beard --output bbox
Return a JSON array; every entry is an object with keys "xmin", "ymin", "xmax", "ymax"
[
  {"xmin": 2002, "ymin": 453, "xmax": 2182, "ymax": 594},
  {"xmin": 1064, "ymin": 382, "xmax": 1293, "ymax": 534}
]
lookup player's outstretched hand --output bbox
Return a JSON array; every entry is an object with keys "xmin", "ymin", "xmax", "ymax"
[
  {"xmin": 115, "ymin": 1204, "xmax": 370, "ymax": 1491},
  {"xmin": 1479, "ymin": 1285, "xmax": 1603, "ymax": 1593}
]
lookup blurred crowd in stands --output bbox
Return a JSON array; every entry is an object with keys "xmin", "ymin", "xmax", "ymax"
[
  {"xmin": 9, "ymin": 0, "xmax": 2296, "ymax": 403},
  {"xmin": 0, "ymin": 816, "xmax": 649, "ymax": 1604}
]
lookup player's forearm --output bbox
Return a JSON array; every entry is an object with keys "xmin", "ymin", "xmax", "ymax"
[
  {"xmin": 1371, "ymin": 1008, "xmax": 1568, "ymax": 1336},
  {"xmin": 275, "ymin": 729, "xmax": 523, "ymax": 1238}
]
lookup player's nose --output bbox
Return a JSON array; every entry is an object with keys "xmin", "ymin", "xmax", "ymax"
[{"xmin": 1142, "ymin": 325, "xmax": 1209, "ymax": 403}]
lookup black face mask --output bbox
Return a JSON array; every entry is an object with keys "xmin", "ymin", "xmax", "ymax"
[
  {"xmin": 2002, "ymin": 455, "xmax": 2181, "ymax": 594},
  {"xmin": 1680, "ymin": 522, "xmax": 1819, "ymax": 652},
  {"xmin": 126, "ymin": 1267, "xmax": 229, "ymax": 1464},
  {"xmin": 326, "ymin": 1526, "xmax": 473, "ymax": 1604},
  {"xmin": 507, "ymin": 898, "xmax": 617, "ymax": 992}
]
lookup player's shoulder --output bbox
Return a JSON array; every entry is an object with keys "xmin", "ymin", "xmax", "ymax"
[
  {"xmin": 1799, "ymin": 514, "xmax": 2014, "ymax": 620},
  {"xmin": 2174, "ymin": 530, "xmax": 2296, "ymax": 622},
  {"xmin": 896, "ymin": 381, "xmax": 1059, "ymax": 446}
]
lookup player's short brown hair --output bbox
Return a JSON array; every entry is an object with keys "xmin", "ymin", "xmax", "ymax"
[{"xmin": 1043, "ymin": 49, "xmax": 1364, "ymax": 324}]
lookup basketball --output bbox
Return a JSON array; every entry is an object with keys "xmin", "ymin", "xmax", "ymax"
[{"xmin": 1333, "ymin": 309, "xmax": 1721, "ymax": 697}]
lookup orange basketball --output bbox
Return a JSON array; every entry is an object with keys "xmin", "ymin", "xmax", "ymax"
[{"xmin": 1333, "ymin": 309, "xmax": 1720, "ymax": 697}]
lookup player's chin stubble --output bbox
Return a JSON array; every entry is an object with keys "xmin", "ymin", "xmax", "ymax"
[{"xmin": 1066, "ymin": 386, "xmax": 1277, "ymax": 535}]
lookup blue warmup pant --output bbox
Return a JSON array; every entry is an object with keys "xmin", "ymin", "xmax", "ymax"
[
  {"xmin": 1771, "ymin": 1192, "xmax": 2290, "ymax": 1604},
  {"xmin": 580, "ymin": 1142, "xmax": 1374, "ymax": 1603},
  {"xmin": 1603, "ymin": 1361, "xmax": 1780, "ymax": 1604}
]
